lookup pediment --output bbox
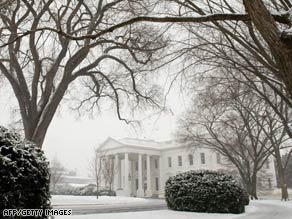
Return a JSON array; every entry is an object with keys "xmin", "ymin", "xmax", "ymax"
[{"xmin": 99, "ymin": 137, "xmax": 125, "ymax": 150}]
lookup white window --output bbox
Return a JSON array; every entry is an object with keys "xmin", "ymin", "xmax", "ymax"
[
  {"xmin": 268, "ymin": 178, "xmax": 272, "ymax": 189},
  {"xmin": 168, "ymin": 157, "xmax": 172, "ymax": 167},
  {"xmin": 266, "ymin": 160, "xmax": 270, "ymax": 169},
  {"xmin": 178, "ymin": 156, "xmax": 182, "ymax": 166},
  {"xmin": 135, "ymin": 179, "xmax": 139, "ymax": 190},
  {"xmin": 154, "ymin": 159, "xmax": 158, "ymax": 169},
  {"xmin": 135, "ymin": 161, "xmax": 138, "ymax": 171},
  {"xmin": 189, "ymin": 154, "xmax": 194, "ymax": 165},
  {"xmin": 216, "ymin": 153, "xmax": 221, "ymax": 164},
  {"xmin": 155, "ymin": 177, "xmax": 159, "ymax": 191},
  {"xmin": 200, "ymin": 153, "xmax": 205, "ymax": 164}
]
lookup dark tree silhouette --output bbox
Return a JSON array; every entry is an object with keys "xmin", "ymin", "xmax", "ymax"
[{"xmin": 0, "ymin": 0, "xmax": 167, "ymax": 147}]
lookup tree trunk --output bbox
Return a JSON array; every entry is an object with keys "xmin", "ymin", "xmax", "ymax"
[
  {"xmin": 281, "ymin": 183, "xmax": 289, "ymax": 201},
  {"xmin": 23, "ymin": 81, "xmax": 70, "ymax": 148},
  {"xmin": 276, "ymin": 158, "xmax": 289, "ymax": 201},
  {"xmin": 275, "ymin": 149, "xmax": 289, "ymax": 201},
  {"xmin": 243, "ymin": 0, "xmax": 292, "ymax": 99},
  {"xmin": 25, "ymin": 124, "xmax": 49, "ymax": 149},
  {"xmin": 96, "ymin": 181, "xmax": 99, "ymax": 199},
  {"xmin": 251, "ymin": 180, "xmax": 258, "ymax": 200},
  {"xmin": 249, "ymin": 174, "xmax": 258, "ymax": 200},
  {"xmin": 241, "ymin": 175, "xmax": 256, "ymax": 200}
]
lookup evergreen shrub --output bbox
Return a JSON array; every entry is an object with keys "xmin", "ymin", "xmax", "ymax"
[
  {"xmin": 0, "ymin": 126, "xmax": 51, "ymax": 218},
  {"xmin": 165, "ymin": 170, "xmax": 248, "ymax": 214}
]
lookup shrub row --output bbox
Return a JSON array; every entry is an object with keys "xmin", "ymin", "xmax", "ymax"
[{"xmin": 51, "ymin": 184, "xmax": 116, "ymax": 196}]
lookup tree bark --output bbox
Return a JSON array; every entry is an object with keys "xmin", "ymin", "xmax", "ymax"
[
  {"xmin": 275, "ymin": 149, "xmax": 289, "ymax": 201},
  {"xmin": 243, "ymin": 0, "xmax": 292, "ymax": 99},
  {"xmin": 250, "ymin": 174, "xmax": 258, "ymax": 200}
]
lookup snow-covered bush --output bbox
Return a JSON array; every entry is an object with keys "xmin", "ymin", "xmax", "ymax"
[
  {"xmin": 52, "ymin": 183, "xmax": 116, "ymax": 196},
  {"xmin": 165, "ymin": 170, "xmax": 248, "ymax": 214},
  {"xmin": 0, "ymin": 126, "xmax": 51, "ymax": 215},
  {"xmin": 99, "ymin": 188, "xmax": 116, "ymax": 196},
  {"xmin": 242, "ymin": 188, "xmax": 250, "ymax": 205}
]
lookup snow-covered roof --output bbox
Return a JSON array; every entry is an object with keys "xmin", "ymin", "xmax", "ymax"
[
  {"xmin": 118, "ymin": 138, "xmax": 161, "ymax": 149},
  {"xmin": 100, "ymin": 137, "xmax": 184, "ymax": 151}
]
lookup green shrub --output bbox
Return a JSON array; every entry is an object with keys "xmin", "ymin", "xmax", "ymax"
[
  {"xmin": 0, "ymin": 126, "xmax": 51, "ymax": 218},
  {"xmin": 165, "ymin": 170, "xmax": 248, "ymax": 214}
]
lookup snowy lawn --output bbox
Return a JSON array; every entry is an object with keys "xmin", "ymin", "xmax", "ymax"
[
  {"xmin": 54, "ymin": 203, "xmax": 257, "ymax": 219},
  {"xmin": 55, "ymin": 205, "xmax": 256, "ymax": 219},
  {"xmin": 253, "ymin": 199, "xmax": 292, "ymax": 208},
  {"xmin": 52, "ymin": 195, "xmax": 153, "ymax": 206}
]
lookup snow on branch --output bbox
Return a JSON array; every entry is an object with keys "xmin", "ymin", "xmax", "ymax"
[{"xmin": 0, "ymin": 13, "xmax": 290, "ymax": 48}]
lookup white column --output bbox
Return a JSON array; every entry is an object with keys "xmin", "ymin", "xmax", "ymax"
[
  {"xmin": 114, "ymin": 154, "xmax": 119, "ymax": 190},
  {"xmin": 146, "ymin": 154, "xmax": 152, "ymax": 197},
  {"xmin": 118, "ymin": 157, "xmax": 121, "ymax": 188},
  {"xmin": 158, "ymin": 156, "xmax": 164, "ymax": 198},
  {"xmin": 137, "ymin": 154, "xmax": 144, "ymax": 197},
  {"xmin": 124, "ymin": 153, "xmax": 129, "ymax": 193}
]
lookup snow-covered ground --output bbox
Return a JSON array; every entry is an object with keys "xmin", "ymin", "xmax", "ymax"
[
  {"xmin": 55, "ymin": 205, "xmax": 257, "ymax": 219},
  {"xmin": 52, "ymin": 195, "xmax": 152, "ymax": 206},
  {"xmin": 52, "ymin": 195, "xmax": 258, "ymax": 219},
  {"xmin": 52, "ymin": 196, "xmax": 292, "ymax": 219},
  {"xmin": 252, "ymin": 200, "xmax": 292, "ymax": 208}
]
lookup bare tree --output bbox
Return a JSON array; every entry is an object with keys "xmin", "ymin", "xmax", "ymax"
[
  {"xmin": 50, "ymin": 156, "xmax": 65, "ymax": 193},
  {"xmin": 102, "ymin": 156, "xmax": 115, "ymax": 191},
  {"xmin": 0, "ymin": 0, "xmax": 167, "ymax": 148},
  {"xmin": 89, "ymin": 147, "xmax": 105, "ymax": 199},
  {"xmin": 89, "ymin": 146, "xmax": 117, "ymax": 198},
  {"xmin": 2, "ymin": 1, "xmax": 292, "ymax": 105},
  {"xmin": 164, "ymin": 3, "xmax": 292, "ymax": 199},
  {"xmin": 256, "ymin": 97, "xmax": 292, "ymax": 200},
  {"xmin": 214, "ymin": 74, "xmax": 292, "ymax": 200},
  {"xmin": 169, "ymin": 1, "xmax": 292, "ymax": 105},
  {"xmin": 1, "ymin": 1, "xmax": 292, "ymax": 150},
  {"xmin": 25, "ymin": 0, "xmax": 292, "ymax": 106},
  {"xmin": 178, "ymin": 76, "xmax": 286, "ymax": 199}
]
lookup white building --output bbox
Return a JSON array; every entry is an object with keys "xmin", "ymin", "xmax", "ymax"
[{"xmin": 99, "ymin": 137, "xmax": 277, "ymax": 197}]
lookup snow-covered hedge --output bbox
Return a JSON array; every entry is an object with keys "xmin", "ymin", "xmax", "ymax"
[
  {"xmin": 165, "ymin": 170, "xmax": 248, "ymax": 214},
  {"xmin": 52, "ymin": 183, "xmax": 116, "ymax": 196},
  {"xmin": 0, "ymin": 126, "xmax": 51, "ymax": 215}
]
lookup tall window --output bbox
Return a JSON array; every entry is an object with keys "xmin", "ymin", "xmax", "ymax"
[
  {"xmin": 188, "ymin": 154, "xmax": 194, "ymax": 165},
  {"xmin": 200, "ymin": 153, "xmax": 205, "ymax": 164},
  {"xmin": 168, "ymin": 157, "xmax": 172, "ymax": 167},
  {"xmin": 155, "ymin": 177, "xmax": 159, "ymax": 191},
  {"xmin": 268, "ymin": 178, "xmax": 272, "ymax": 189},
  {"xmin": 178, "ymin": 156, "xmax": 182, "ymax": 166},
  {"xmin": 136, "ymin": 179, "xmax": 139, "ymax": 190},
  {"xmin": 135, "ymin": 161, "xmax": 138, "ymax": 171},
  {"xmin": 144, "ymin": 160, "xmax": 147, "ymax": 169},
  {"xmin": 216, "ymin": 153, "xmax": 221, "ymax": 164},
  {"xmin": 266, "ymin": 160, "xmax": 270, "ymax": 169},
  {"xmin": 154, "ymin": 159, "xmax": 158, "ymax": 169}
]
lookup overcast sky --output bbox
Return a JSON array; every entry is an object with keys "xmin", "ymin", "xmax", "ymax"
[{"xmin": 0, "ymin": 80, "xmax": 189, "ymax": 177}]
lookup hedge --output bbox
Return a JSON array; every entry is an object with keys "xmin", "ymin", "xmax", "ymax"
[{"xmin": 165, "ymin": 170, "xmax": 248, "ymax": 214}]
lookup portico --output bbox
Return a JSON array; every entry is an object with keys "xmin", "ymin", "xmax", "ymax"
[{"xmin": 110, "ymin": 152, "xmax": 161, "ymax": 197}]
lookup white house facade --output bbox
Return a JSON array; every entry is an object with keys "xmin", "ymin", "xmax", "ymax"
[{"xmin": 98, "ymin": 137, "xmax": 277, "ymax": 197}]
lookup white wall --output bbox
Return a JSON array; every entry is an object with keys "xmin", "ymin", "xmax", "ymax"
[{"xmin": 160, "ymin": 147, "xmax": 278, "ymax": 196}]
